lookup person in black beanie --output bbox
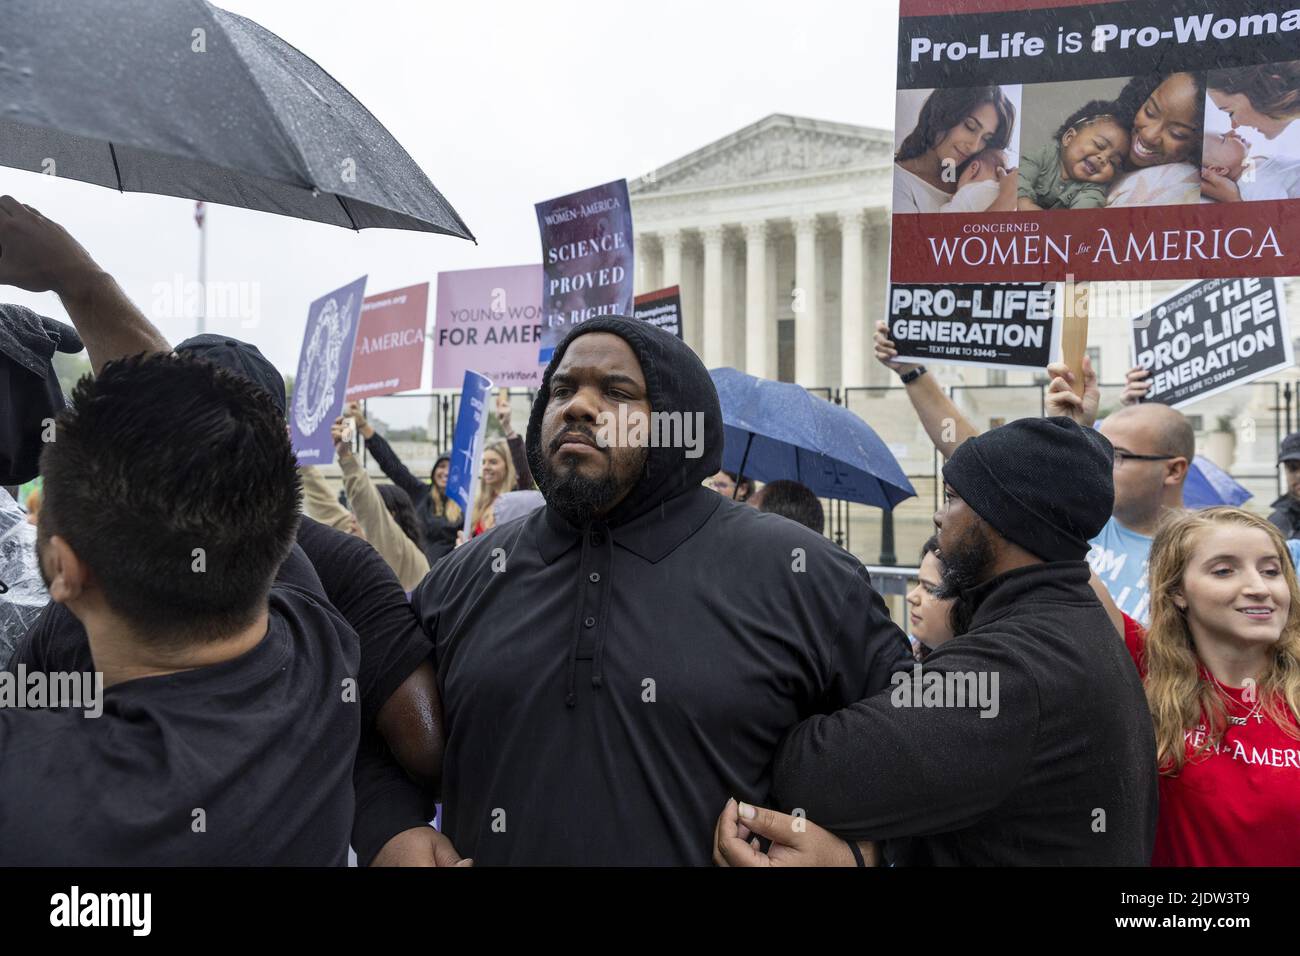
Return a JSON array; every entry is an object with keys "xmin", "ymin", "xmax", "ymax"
[
  {"xmin": 715, "ymin": 416, "xmax": 1158, "ymax": 866},
  {"xmin": 410, "ymin": 316, "xmax": 911, "ymax": 865}
]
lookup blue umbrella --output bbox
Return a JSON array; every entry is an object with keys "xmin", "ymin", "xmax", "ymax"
[
  {"xmin": 709, "ymin": 368, "xmax": 915, "ymax": 509},
  {"xmin": 1184, "ymin": 455, "xmax": 1252, "ymax": 509}
]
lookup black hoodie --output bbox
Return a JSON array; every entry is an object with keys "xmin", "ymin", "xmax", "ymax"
[{"xmin": 410, "ymin": 317, "xmax": 911, "ymax": 865}]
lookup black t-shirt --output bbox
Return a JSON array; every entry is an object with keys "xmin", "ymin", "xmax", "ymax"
[
  {"xmin": 0, "ymin": 583, "xmax": 360, "ymax": 865},
  {"xmin": 14, "ymin": 519, "xmax": 431, "ymax": 728},
  {"xmin": 8, "ymin": 518, "xmax": 436, "ymax": 865}
]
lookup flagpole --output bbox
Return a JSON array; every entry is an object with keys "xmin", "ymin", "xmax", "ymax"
[{"xmin": 196, "ymin": 201, "xmax": 207, "ymax": 335}]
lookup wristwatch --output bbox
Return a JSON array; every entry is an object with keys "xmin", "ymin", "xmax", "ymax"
[{"xmin": 899, "ymin": 365, "xmax": 927, "ymax": 385}]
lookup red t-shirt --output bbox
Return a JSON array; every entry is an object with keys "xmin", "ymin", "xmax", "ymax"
[{"xmin": 1124, "ymin": 616, "xmax": 1300, "ymax": 866}]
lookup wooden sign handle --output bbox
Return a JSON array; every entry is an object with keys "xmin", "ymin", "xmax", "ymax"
[{"xmin": 1062, "ymin": 278, "xmax": 1089, "ymax": 397}]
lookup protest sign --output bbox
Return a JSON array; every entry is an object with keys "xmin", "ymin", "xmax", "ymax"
[
  {"xmin": 1130, "ymin": 276, "xmax": 1292, "ymax": 409},
  {"xmin": 346, "ymin": 283, "xmax": 429, "ymax": 400},
  {"xmin": 445, "ymin": 370, "xmax": 493, "ymax": 537},
  {"xmin": 889, "ymin": 282, "xmax": 1059, "ymax": 370},
  {"xmin": 291, "ymin": 275, "xmax": 367, "ymax": 463},
  {"xmin": 633, "ymin": 285, "xmax": 683, "ymax": 338},
  {"xmin": 433, "ymin": 265, "xmax": 545, "ymax": 389},
  {"xmin": 536, "ymin": 179, "xmax": 634, "ymax": 363},
  {"xmin": 890, "ymin": 0, "xmax": 1300, "ymax": 284}
]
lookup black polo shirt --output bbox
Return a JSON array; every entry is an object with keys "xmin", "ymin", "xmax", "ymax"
[{"xmin": 411, "ymin": 485, "xmax": 912, "ymax": 865}]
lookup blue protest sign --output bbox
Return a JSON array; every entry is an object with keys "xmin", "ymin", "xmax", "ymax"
[
  {"xmin": 445, "ymin": 369, "xmax": 494, "ymax": 535},
  {"xmin": 291, "ymin": 275, "xmax": 368, "ymax": 463}
]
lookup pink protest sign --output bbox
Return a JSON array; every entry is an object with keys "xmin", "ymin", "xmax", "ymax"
[
  {"xmin": 346, "ymin": 283, "xmax": 429, "ymax": 400},
  {"xmin": 433, "ymin": 264, "xmax": 545, "ymax": 389}
]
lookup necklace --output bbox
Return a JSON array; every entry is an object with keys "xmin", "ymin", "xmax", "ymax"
[{"xmin": 1206, "ymin": 673, "xmax": 1262, "ymax": 726}]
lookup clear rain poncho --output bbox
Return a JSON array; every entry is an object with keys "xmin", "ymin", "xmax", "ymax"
[{"xmin": 0, "ymin": 490, "xmax": 47, "ymax": 669}]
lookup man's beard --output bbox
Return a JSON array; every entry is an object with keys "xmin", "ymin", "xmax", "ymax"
[
  {"xmin": 537, "ymin": 444, "xmax": 647, "ymax": 527},
  {"xmin": 933, "ymin": 518, "xmax": 996, "ymax": 600}
]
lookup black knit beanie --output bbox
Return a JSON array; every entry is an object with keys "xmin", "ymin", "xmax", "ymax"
[{"xmin": 942, "ymin": 417, "xmax": 1114, "ymax": 562}]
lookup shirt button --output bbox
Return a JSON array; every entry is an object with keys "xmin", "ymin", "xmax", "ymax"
[
  {"xmin": 589, "ymin": 572, "xmax": 600, "ymax": 583},
  {"xmin": 584, "ymin": 616, "xmax": 596, "ymax": 628},
  {"xmin": 591, "ymin": 532, "xmax": 604, "ymax": 546}
]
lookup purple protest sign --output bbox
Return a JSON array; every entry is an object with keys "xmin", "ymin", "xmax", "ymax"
[
  {"xmin": 535, "ymin": 179, "xmax": 634, "ymax": 364},
  {"xmin": 290, "ymin": 275, "xmax": 368, "ymax": 463},
  {"xmin": 433, "ymin": 264, "xmax": 545, "ymax": 389}
]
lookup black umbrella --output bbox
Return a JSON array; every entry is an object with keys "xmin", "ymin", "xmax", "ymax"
[{"xmin": 0, "ymin": 0, "xmax": 474, "ymax": 239}]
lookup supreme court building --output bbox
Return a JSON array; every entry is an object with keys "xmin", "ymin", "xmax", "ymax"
[{"xmin": 629, "ymin": 113, "xmax": 896, "ymax": 391}]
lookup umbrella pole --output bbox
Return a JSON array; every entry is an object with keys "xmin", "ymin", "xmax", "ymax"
[{"xmin": 734, "ymin": 434, "xmax": 754, "ymax": 500}]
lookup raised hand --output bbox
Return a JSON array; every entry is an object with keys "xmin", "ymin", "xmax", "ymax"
[
  {"xmin": 874, "ymin": 319, "xmax": 919, "ymax": 375},
  {"xmin": 1045, "ymin": 353, "xmax": 1100, "ymax": 427},
  {"xmin": 1121, "ymin": 366, "xmax": 1152, "ymax": 406}
]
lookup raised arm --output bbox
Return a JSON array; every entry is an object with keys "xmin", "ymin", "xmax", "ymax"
[
  {"xmin": 299, "ymin": 464, "xmax": 353, "ymax": 533},
  {"xmin": 348, "ymin": 402, "xmax": 431, "ymax": 507},
  {"xmin": 336, "ymin": 420, "xmax": 430, "ymax": 591},
  {"xmin": 874, "ymin": 320, "xmax": 977, "ymax": 460},
  {"xmin": 0, "ymin": 197, "xmax": 169, "ymax": 373},
  {"xmin": 496, "ymin": 390, "xmax": 534, "ymax": 489}
]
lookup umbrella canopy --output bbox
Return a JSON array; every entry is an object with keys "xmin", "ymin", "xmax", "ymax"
[
  {"xmin": 0, "ymin": 0, "xmax": 474, "ymax": 238},
  {"xmin": 1184, "ymin": 455, "xmax": 1252, "ymax": 509},
  {"xmin": 709, "ymin": 367, "xmax": 915, "ymax": 509}
]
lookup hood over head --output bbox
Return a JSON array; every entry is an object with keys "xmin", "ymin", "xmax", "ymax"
[{"xmin": 525, "ymin": 316, "xmax": 722, "ymax": 527}]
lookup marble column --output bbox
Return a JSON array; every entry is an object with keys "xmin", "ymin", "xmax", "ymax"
[
  {"xmin": 702, "ymin": 225, "xmax": 725, "ymax": 368},
  {"xmin": 635, "ymin": 234, "xmax": 651, "ymax": 293},
  {"xmin": 793, "ymin": 214, "xmax": 821, "ymax": 387},
  {"xmin": 867, "ymin": 221, "xmax": 891, "ymax": 387},
  {"xmin": 660, "ymin": 230, "xmax": 682, "ymax": 288},
  {"xmin": 743, "ymin": 221, "xmax": 769, "ymax": 380},
  {"xmin": 838, "ymin": 210, "xmax": 866, "ymax": 388}
]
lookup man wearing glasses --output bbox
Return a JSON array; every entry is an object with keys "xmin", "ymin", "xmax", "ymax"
[{"xmin": 1086, "ymin": 402, "xmax": 1193, "ymax": 623}]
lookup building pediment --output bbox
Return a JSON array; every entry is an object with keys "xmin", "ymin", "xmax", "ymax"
[{"xmin": 630, "ymin": 114, "xmax": 892, "ymax": 196}]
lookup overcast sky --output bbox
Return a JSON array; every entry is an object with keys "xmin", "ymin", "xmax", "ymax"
[{"xmin": 1, "ymin": 0, "xmax": 899, "ymax": 417}]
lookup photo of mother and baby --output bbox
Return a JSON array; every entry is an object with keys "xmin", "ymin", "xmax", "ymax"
[{"xmin": 894, "ymin": 60, "xmax": 1300, "ymax": 215}]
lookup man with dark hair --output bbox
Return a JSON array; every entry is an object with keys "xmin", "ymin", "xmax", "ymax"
[
  {"xmin": 0, "ymin": 198, "xmax": 446, "ymax": 866},
  {"xmin": 1268, "ymin": 431, "xmax": 1300, "ymax": 538},
  {"xmin": 716, "ymin": 417, "xmax": 1157, "ymax": 866},
  {"xmin": 752, "ymin": 480, "xmax": 825, "ymax": 535},
  {"xmin": 0, "ymin": 353, "xmax": 363, "ymax": 864},
  {"xmin": 706, "ymin": 470, "xmax": 753, "ymax": 502},
  {"xmin": 38, "ymin": 354, "xmax": 301, "ymax": 642},
  {"xmin": 411, "ymin": 316, "xmax": 910, "ymax": 865}
]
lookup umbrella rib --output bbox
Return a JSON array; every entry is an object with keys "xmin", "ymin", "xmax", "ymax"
[
  {"xmin": 336, "ymin": 194, "xmax": 359, "ymax": 231},
  {"xmin": 208, "ymin": 10, "xmax": 319, "ymax": 204},
  {"xmin": 108, "ymin": 143, "xmax": 123, "ymax": 192}
]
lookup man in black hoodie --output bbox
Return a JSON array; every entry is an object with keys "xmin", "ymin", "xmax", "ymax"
[
  {"xmin": 410, "ymin": 316, "xmax": 911, "ymax": 865},
  {"xmin": 716, "ymin": 417, "xmax": 1158, "ymax": 866}
]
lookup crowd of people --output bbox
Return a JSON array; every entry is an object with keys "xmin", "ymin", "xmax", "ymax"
[{"xmin": 0, "ymin": 196, "xmax": 1297, "ymax": 867}]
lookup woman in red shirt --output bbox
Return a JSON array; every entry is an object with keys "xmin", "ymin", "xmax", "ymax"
[
  {"xmin": 470, "ymin": 438, "xmax": 518, "ymax": 537},
  {"xmin": 1129, "ymin": 506, "xmax": 1300, "ymax": 865}
]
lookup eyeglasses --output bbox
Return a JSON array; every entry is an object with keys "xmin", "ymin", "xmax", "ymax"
[{"xmin": 1113, "ymin": 450, "xmax": 1176, "ymax": 469}]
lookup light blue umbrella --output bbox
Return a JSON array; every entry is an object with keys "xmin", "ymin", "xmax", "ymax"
[{"xmin": 709, "ymin": 368, "xmax": 915, "ymax": 509}]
